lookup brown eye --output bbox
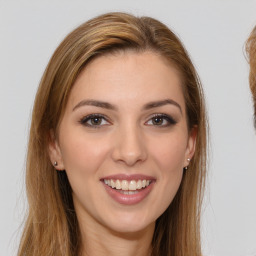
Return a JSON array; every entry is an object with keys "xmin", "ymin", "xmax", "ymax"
[
  {"xmin": 79, "ymin": 114, "xmax": 110, "ymax": 128},
  {"xmin": 145, "ymin": 114, "xmax": 177, "ymax": 127},
  {"xmin": 90, "ymin": 117, "xmax": 103, "ymax": 125},
  {"xmin": 152, "ymin": 117, "xmax": 164, "ymax": 125}
]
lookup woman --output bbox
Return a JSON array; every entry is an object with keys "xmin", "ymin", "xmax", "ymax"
[
  {"xmin": 18, "ymin": 12, "xmax": 208, "ymax": 256},
  {"xmin": 246, "ymin": 26, "xmax": 256, "ymax": 125}
]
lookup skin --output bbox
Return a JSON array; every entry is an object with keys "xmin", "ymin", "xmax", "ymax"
[{"xmin": 49, "ymin": 51, "xmax": 196, "ymax": 256}]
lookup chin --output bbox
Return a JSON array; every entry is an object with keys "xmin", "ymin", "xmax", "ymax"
[{"xmin": 101, "ymin": 210, "xmax": 157, "ymax": 234}]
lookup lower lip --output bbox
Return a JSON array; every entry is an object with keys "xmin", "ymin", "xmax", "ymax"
[{"xmin": 102, "ymin": 182, "xmax": 155, "ymax": 205}]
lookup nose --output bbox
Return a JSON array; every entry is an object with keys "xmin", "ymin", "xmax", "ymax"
[{"xmin": 111, "ymin": 124, "xmax": 147, "ymax": 166}]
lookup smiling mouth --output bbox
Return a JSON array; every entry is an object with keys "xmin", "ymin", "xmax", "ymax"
[
  {"xmin": 101, "ymin": 176, "xmax": 155, "ymax": 205},
  {"xmin": 103, "ymin": 179, "xmax": 152, "ymax": 194}
]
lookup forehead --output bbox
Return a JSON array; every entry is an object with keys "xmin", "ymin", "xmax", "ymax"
[{"xmin": 68, "ymin": 51, "xmax": 185, "ymax": 110}]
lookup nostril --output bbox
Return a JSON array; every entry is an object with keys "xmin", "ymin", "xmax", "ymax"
[{"xmin": 110, "ymin": 125, "xmax": 148, "ymax": 166}]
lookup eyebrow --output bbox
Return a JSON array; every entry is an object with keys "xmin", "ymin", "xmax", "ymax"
[
  {"xmin": 73, "ymin": 100, "xmax": 117, "ymax": 111},
  {"xmin": 73, "ymin": 99, "xmax": 182, "ymax": 114},
  {"xmin": 143, "ymin": 99, "xmax": 182, "ymax": 114}
]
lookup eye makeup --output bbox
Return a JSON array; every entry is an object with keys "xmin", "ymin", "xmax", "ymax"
[
  {"xmin": 145, "ymin": 113, "xmax": 177, "ymax": 127},
  {"xmin": 79, "ymin": 114, "xmax": 111, "ymax": 128},
  {"xmin": 78, "ymin": 112, "xmax": 177, "ymax": 129}
]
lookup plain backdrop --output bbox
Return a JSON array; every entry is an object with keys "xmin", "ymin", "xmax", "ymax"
[{"xmin": 1, "ymin": 1, "xmax": 256, "ymax": 256}]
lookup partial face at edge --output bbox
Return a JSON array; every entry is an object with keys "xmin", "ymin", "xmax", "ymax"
[{"xmin": 48, "ymin": 51, "xmax": 196, "ymax": 234}]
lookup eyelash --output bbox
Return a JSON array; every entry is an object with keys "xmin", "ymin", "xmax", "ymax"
[
  {"xmin": 79, "ymin": 114, "xmax": 110, "ymax": 128},
  {"xmin": 145, "ymin": 114, "xmax": 177, "ymax": 127},
  {"xmin": 79, "ymin": 113, "xmax": 177, "ymax": 128}
]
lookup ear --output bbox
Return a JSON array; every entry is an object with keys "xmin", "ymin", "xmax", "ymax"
[
  {"xmin": 48, "ymin": 130, "xmax": 65, "ymax": 170},
  {"xmin": 183, "ymin": 126, "xmax": 197, "ymax": 168}
]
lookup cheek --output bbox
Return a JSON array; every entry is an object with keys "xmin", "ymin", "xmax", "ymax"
[
  {"xmin": 149, "ymin": 132, "xmax": 187, "ymax": 173},
  {"xmin": 148, "ymin": 132, "xmax": 187, "ymax": 209},
  {"xmin": 59, "ymin": 130, "xmax": 110, "ymax": 174}
]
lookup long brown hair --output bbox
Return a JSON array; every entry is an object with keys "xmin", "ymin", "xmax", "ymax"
[
  {"xmin": 246, "ymin": 26, "xmax": 256, "ymax": 126},
  {"xmin": 18, "ymin": 12, "xmax": 208, "ymax": 256}
]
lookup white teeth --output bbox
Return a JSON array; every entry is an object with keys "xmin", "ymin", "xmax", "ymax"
[
  {"xmin": 116, "ymin": 179, "xmax": 121, "ymax": 189},
  {"xmin": 136, "ymin": 180, "xmax": 142, "ymax": 189},
  {"xmin": 128, "ymin": 180, "xmax": 136, "ymax": 191},
  {"xmin": 121, "ymin": 180, "xmax": 129, "ymax": 190},
  {"xmin": 103, "ymin": 179, "xmax": 151, "ymax": 191}
]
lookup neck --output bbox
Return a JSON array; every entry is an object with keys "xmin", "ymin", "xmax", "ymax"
[{"xmin": 78, "ymin": 214, "xmax": 155, "ymax": 256}]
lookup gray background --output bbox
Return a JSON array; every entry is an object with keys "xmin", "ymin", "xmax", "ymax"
[{"xmin": 1, "ymin": 1, "xmax": 256, "ymax": 255}]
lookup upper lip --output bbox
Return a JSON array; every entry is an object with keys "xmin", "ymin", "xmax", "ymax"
[{"xmin": 100, "ymin": 174, "xmax": 156, "ymax": 181}]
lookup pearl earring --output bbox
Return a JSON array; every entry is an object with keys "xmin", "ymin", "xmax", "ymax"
[{"xmin": 184, "ymin": 158, "xmax": 191, "ymax": 170}]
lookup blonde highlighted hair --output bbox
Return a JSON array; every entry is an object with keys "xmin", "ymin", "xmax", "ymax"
[
  {"xmin": 246, "ymin": 26, "xmax": 256, "ymax": 126},
  {"xmin": 18, "ymin": 12, "xmax": 208, "ymax": 256}
]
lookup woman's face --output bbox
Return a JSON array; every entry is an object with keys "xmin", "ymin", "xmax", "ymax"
[{"xmin": 49, "ymin": 51, "xmax": 196, "ymax": 234}]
